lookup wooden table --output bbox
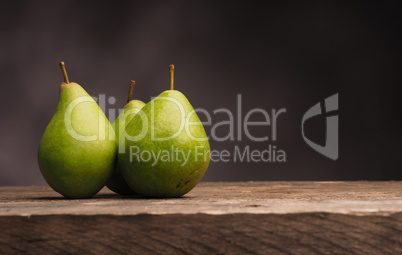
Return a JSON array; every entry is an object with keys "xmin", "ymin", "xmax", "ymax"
[{"xmin": 1, "ymin": 182, "xmax": 401, "ymax": 254}]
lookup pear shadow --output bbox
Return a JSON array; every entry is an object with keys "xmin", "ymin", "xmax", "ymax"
[{"xmin": 30, "ymin": 194, "xmax": 192, "ymax": 201}]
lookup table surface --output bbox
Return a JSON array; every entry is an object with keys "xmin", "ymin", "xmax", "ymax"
[
  {"xmin": 1, "ymin": 181, "xmax": 401, "ymax": 216},
  {"xmin": 1, "ymin": 182, "xmax": 402, "ymax": 254}
]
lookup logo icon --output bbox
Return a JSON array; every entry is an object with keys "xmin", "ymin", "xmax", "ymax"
[{"xmin": 302, "ymin": 93, "xmax": 339, "ymax": 160}]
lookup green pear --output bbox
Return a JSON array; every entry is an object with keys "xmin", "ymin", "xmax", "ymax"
[
  {"xmin": 106, "ymin": 81, "xmax": 145, "ymax": 195},
  {"xmin": 119, "ymin": 65, "xmax": 210, "ymax": 197},
  {"xmin": 38, "ymin": 62, "xmax": 117, "ymax": 199}
]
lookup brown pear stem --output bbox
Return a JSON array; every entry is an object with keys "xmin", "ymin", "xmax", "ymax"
[
  {"xmin": 59, "ymin": 61, "xmax": 70, "ymax": 84},
  {"xmin": 127, "ymin": 80, "xmax": 135, "ymax": 103},
  {"xmin": 169, "ymin": 64, "xmax": 174, "ymax": 90}
]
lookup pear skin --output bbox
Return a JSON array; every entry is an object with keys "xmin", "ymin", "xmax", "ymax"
[
  {"xmin": 38, "ymin": 62, "xmax": 117, "ymax": 198},
  {"xmin": 119, "ymin": 66, "xmax": 210, "ymax": 197},
  {"xmin": 107, "ymin": 81, "xmax": 145, "ymax": 195}
]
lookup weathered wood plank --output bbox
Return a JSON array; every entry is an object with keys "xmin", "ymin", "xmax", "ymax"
[
  {"xmin": 0, "ymin": 214, "xmax": 401, "ymax": 255},
  {"xmin": 0, "ymin": 182, "xmax": 401, "ymax": 216},
  {"xmin": 1, "ymin": 182, "xmax": 401, "ymax": 254}
]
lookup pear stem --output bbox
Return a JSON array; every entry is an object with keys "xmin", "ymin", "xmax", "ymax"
[
  {"xmin": 127, "ymin": 80, "xmax": 135, "ymax": 103},
  {"xmin": 59, "ymin": 61, "xmax": 70, "ymax": 84},
  {"xmin": 169, "ymin": 64, "xmax": 174, "ymax": 90}
]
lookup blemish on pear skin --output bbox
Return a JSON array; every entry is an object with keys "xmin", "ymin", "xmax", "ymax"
[
  {"xmin": 176, "ymin": 178, "xmax": 184, "ymax": 189},
  {"xmin": 190, "ymin": 161, "xmax": 205, "ymax": 175},
  {"xmin": 176, "ymin": 179, "xmax": 191, "ymax": 189}
]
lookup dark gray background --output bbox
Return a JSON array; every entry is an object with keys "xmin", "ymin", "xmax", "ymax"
[{"xmin": 0, "ymin": 0, "xmax": 400, "ymax": 185}]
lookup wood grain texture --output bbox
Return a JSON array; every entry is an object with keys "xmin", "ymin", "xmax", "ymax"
[
  {"xmin": 1, "ymin": 182, "xmax": 402, "ymax": 216},
  {"xmin": 0, "ymin": 182, "xmax": 401, "ymax": 254},
  {"xmin": 0, "ymin": 213, "xmax": 401, "ymax": 254}
]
